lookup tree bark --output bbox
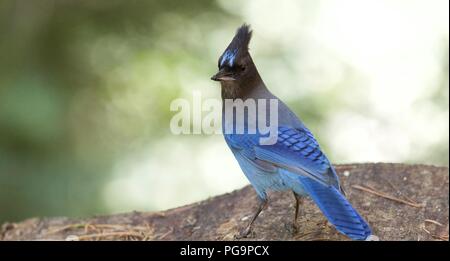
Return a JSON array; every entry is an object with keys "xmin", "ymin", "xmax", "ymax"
[{"xmin": 1, "ymin": 163, "xmax": 448, "ymax": 241}]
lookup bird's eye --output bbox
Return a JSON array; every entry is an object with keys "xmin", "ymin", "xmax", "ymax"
[{"xmin": 240, "ymin": 66, "xmax": 246, "ymax": 72}]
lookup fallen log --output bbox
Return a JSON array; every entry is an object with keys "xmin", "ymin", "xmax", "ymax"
[{"xmin": 1, "ymin": 163, "xmax": 448, "ymax": 241}]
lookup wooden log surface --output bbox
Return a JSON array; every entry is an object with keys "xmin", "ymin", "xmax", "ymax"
[{"xmin": 1, "ymin": 163, "xmax": 448, "ymax": 241}]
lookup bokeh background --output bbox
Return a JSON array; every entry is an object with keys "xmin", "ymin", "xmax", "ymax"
[{"xmin": 0, "ymin": 0, "xmax": 448, "ymax": 223}]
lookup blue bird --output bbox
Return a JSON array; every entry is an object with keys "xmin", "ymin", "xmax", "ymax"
[{"xmin": 211, "ymin": 24, "xmax": 375, "ymax": 240}]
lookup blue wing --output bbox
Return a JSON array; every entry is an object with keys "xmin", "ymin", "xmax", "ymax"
[{"xmin": 225, "ymin": 126, "xmax": 340, "ymax": 189}]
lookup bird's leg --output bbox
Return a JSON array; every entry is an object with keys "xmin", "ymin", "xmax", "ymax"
[
  {"xmin": 236, "ymin": 198, "xmax": 268, "ymax": 239},
  {"xmin": 292, "ymin": 192, "xmax": 304, "ymax": 234}
]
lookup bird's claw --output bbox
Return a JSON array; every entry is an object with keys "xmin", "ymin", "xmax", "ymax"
[
  {"xmin": 292, "ymin": 223, "xmax": 299, "ymax": 234},
  {"xmin": 285, "ymin": 222, "xmax": 299, "ymax": 235},
  {"xmin": 235, "ymin": 226, "xmax": 253, "ymax": 239}
]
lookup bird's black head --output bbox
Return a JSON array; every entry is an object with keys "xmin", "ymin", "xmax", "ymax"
[{"xmin": 211, "ymin": 24, "xmax": 262, "ymax": 99}]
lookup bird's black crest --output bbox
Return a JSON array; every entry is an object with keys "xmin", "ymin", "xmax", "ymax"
[
  {"xmin": 220, "ymin": 24, "xmax": 253, "ymax": 68},
  {"xmin": 229, "ymin": 24, "xmax": 252, "ymax": 53}
]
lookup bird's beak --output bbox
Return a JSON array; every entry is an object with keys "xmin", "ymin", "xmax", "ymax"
[{"xmin": 211, "ymin": 69, "xmax": 236, "ymax": 82}]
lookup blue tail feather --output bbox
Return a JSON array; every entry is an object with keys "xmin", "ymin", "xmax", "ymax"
[{"xmin": 298, "ymin": 177, "xmax": 372, "ymax": 240}]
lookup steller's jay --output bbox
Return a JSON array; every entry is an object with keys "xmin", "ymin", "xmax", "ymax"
[{"xmin": 211, "ymin": 24, "xmax": 375, "ymax": 240}]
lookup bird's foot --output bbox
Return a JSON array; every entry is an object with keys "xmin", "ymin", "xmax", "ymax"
[
  {"xmin": 293, "ymin": 222, "xmax": 299, "ymax": 234},
  {"xmin": 285, "ymin": 222, "xmax": 299, "ymax": 235},
  {"xmin": 235, "ymin": 226, "xmax": 254, "ymax": 239}
]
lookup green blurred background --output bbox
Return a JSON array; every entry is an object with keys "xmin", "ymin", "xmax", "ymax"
[{"xmin": 0, "ymin": 0, "xmax": 448, "ymax": 223}]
